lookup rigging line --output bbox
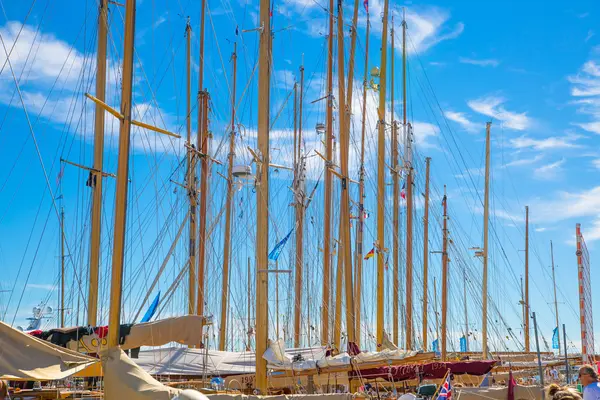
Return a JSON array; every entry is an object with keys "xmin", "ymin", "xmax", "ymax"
[
  {"xmin": 0, "ymin": 0, "xmax": 38, "ymax": 77},
  {"xmin": 0, "ymin": 19, "xmax": 87, "ymax": 309}
]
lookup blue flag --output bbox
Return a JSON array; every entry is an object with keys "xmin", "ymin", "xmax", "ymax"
[
  {"xmin": 552, "ymin": 327, "xmax": 559, "ymax": 349},
  {"xmin": 460, "ymin": 336, "xmax": 467, "ymax": 352},
  {"xmin": 432, "ymin": 339, "xmax": 440, "ymax": 355},
  {"xmin": 479, "ymin": 372, "xmax": 490, "ymax": 387},
  {"xmin": 141, "ymin": 291, "xmax": 160, "ymax": 323},
  {"xmin": 268, "ymin": 229, "xmax": 293, "ymax": 261}
]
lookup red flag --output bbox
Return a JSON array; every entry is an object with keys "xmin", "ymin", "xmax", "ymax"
[
  {"xmin": 364, "ymin": 248, "xmax": 375, "ymax": 260},
  {"xmin": 507, "ymin": 370, "xmax": 516, "ymax": 400},
  {"xmin": 363, "ymin": 0, "xmax": 368, "ymax": 12}
]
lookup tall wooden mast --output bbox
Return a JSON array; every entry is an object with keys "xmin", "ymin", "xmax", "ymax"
[
  {"xmin": 422, "ymin": 157, "xmax": 431, "ymax": 349},
  {"xmin": 255, "ymin": 0, "xmax": 271, "ymax": 388},
  {"xmin": 107, "ymin": 0, "xmax": 136, "ymax": 349},
  {"xmin": 391, "ymin": 16, "xmax": 400, "ymax": 346},
  {"xmin": 463, "ymin": 263, "xmax": 469, "ymax": 351},
  {"xmin": 376, "ymin": 0, "xmax": 390, "ymax": 348},
  {"xmin": 185, "ymin": 19, "xmax": 197, "ymax": 316},
  {"xmin": 524, "ymin": 205, "xmax": 530, "ymax": 352},
  {"xmin": 219, "ymin": 42, "xmax": 237, "ymax": 351},
  {"xmin": 60, "ymin": 207, "xmax": 65, "ymax": 328},
  {"xmin": 482, "ymin": 121, "xmax": 491, "ymax": 358},
  {"xmin": 293, "ymin": 63, "xmax": 305, "ymax": 347},
  {"xmin": 87, "ymin": 0, "xmax": 108, "ymax": 327},
  {"xmin": 354, "ymin": 13, "xmax": 370, "ymax": 347},
  {"xmin": 321, "ymin": 0, "xmax": 334, "ymax": 347},
  {"xmin": 196, "ymin": 0, "xmax": 209, "ymax": 320},
  {"xmin": 402, "ymin": 13, "xmax": 414, "ymax": 350},
  {"xmin": 551, "ymin": 239, "xmax": 560, "ymax": 355},
  {"xmin": 441, "ymin": 185, "xmax": 448, "ymax": 360}
]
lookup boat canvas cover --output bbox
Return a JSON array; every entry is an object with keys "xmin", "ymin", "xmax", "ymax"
[
  {"xmin": 0, "ymin": 320, "xmax": 97, "ymax": 380},
  {"xmin": 122, "ymin": 315, "xmax": 204, "ymax": 350},
  {"xmin": 353, "ymin": 360, "xmax": 497, "ymax": 381},
  {"xmin": 455, "ymin": 385, "xmax": 543, "ymax": 400}
]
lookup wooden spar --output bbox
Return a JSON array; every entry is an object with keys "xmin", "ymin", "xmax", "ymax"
[
  {"xmin": 551, "ymin": 239, "xmax": 560, "ymax": 355},
  {"xmin": 293, "ymin": 64, "xmax": 305, "ymax": 347},
  {"xmin": 463, "ymin": 263, "xmax": 469, "ymax": 351},
  {"xmin": 434, "ymin": 276, "xmax": 439, "ymax": 343},
  {"xmin": 321, "ymin": 0, "xmax": 334, "ymax": 347},
  {"xmin": 335, "ymin": 0, "xmax": 355, "ymax": 345},
  {"xmin": 60, "ymin": 207, "xmax": 65, "ymax": 328},
  {"xmin": 246, "ymin": 257, "xmax": 252, "ymax": 351},
  {"xmin": 402, "ymin": 13, "xmax": 414, "ymax": 350},
  {"xmin": 441, "ymin": 185, "xmax": 448, "ymax": 361},
  {"xmin": 196, "ymin": 0, "xmax": 209, "ymax": 322},
  {"xmin": 391, "ymin": 16, "xmax": 400, "ymax": 347},
  {"xmin": 333, "ymin": 239, "xmax": 343, "ymax": 348},
  {"xmin": 107, "ymin": 0, "xmax": 135, "ymax": 349},
  {"xmin": 255, "ymin": 0, "xmax": 271, "ymax": 388},
  {"xmin": 354, "ymin": 13, "xmax": 370, "ymax": 347},
  {"xmin": 422, "ymin": 157, "xmax": 431, "ymax": 349},
  {"xmin": 87, "ymin": 0, "xmax": 108, "ymax": 327},
  {"xmin": 185, "ymin": 20, "xmax": 197, "ymax": 316},
  {"xmin": 219, "ymin": 42, "xmax": 237, "ymax": 351},
  {"xmin": 524, "ymin": 205, "xmax": 530, "ymax": 352},
  {"xmin": 482, "ymin": 121, "xmax": 491, "ymax": 359},
  {"xmin": 376, "ymin": 0, "xmax": 390, "ymax": 349}
]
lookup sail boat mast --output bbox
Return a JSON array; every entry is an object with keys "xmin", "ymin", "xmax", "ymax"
[
  {"xmin": 185, "ymin": 19, "xmax": 197, "ymax": 316},
  {"xmin": 321, "ymin": 0, "xmax": 334, "ymax": 347},
  {"xmin": 219, "ymin": 42, "xmax": 237, "ymax": 351},
  {"xmin": 196, "ymin": 0, "xmax": 209, "ymax": 321},
  {"xmin": 551, "ymin": 239, "xmax": 560, "ymax": 355},
  {"xmin": 354, "ymin": 13, "xmax": 370, "ymax": 347},
  {"xmin": 60, "ymin": 207, "xmax": 65, "ymax": 328},
  {"xmin": 293, "ymin": 64, "xmax": 305, "ymax": 347},
  {"xmin": 376, "ymin": 0, "xmax": 390, "ymax": 349},
  {"xmin": 391, "ymin": 16, "xmax": 400, "ymax": 346},
  {"xmin": 482, "ymin": 121, "xmax": 491, "ymax": 358},
  {"xmin": 463, "ymin": 263, "xmax": 469, "ymax": 351},
  {"xmin": 524, "ymin": 205, "xmax": 530, "ymax": 352},
  {"xmin": 107, "ymin": 0, "xmax": 136, "ymax": 349},
  {"xmin": 87, "ymin": 0, "xmax": 108, "ymax": 327},
  {"xmin": 422, "ymin": 157, "xmax": 431, "ymax": 349},
  {"xmin": 441, "ymin": 185, "xmax": 448, "ymax": 360},
  {"xmin": 255, "ymin": 0, "xmax": 271, "ymax": 388},
  {"xmin": 402, "ymin": 13, "xmax": 414, "ymax": 350}
]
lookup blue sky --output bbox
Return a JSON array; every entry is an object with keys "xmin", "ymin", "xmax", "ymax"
[{"xmin": 0, "ymin": 0, "xmax": 599, "ymax": 355}]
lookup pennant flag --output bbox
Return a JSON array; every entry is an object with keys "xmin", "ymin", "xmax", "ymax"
[
  {"xmin": 268, "ymin": 229, "xmax": 293, "ymax": 261},
  {"xmin": 552, "ymin": 327, "xmax": 559, "ymax": 349},
  {"xmin": 235, "ymin": 25, "xmax": 239, "ymax": 35},
  {"xmin": 432, "ymin": 339, "xmax": 440, "ymax": 354},
  {"xmin": 363, "ymin": 0, "xmax": 368, "ymax": 12},
  {"xmin": 459, "ymin": 336, "xmax": 467, "ymax": 352},
  {"xmin": 507, "ymin": 370, "xmax": 516, "ymax": 400},
  {"xmin": 141, "ymin": 291, "xmax": 160, "ymax": 323},
  {"xmin": 56, "ymin": 165, "xmax": 65, "ymax": 186},
  {"xmin": 364, "ymin": 248, "xmax": 375, "ymax": 260},
  {"xmin": 436, "ymin": 372, "xmax": 452, "ymax": 399},
  {"xmin": 479, "ymin": 372, "xmax": 490, "ymax": 387},
  {"xmin": 400, "ymin": 182, "xmax": 406, "ymax": 199},
  {"xmin": 442, "ymin": 194, "xmax": 447, "ymax": 206}
]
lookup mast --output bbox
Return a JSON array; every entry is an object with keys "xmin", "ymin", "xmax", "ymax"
[
  {"xmin": 246, "ymin": 257, "xmax": 252, "ymax": 351},
  {"xmin": 60, "ymin": 207, "xmax": 65, "ymax": 328},
  {"xmin": 335, "ymin": 0, "xmax": 356, "ymax": 346},
  {"xmin": 87, "ymin": 0, "xmax": 108, "ymax": 327},
  {"xmin": 196, "ymin": 0, "xmax": 209, "ymax": 321},
  {"xmin": 219, "ymin": 42, "xmax": 237, "ymax": 351},
  {"xmin": 441, "ymin": 185, "xmax": 448, "ymax": 361},
  {"xmin": 482, "ymin": 121, "xmax": 491, "ymax": 358},
  {"xmin": 293, "ymin": 64, "xmax": 305, "ymax": 347},
  {"xmin": 434, "ymin": 276, "xmax": 439, "ymax": 345},
  {"xmin": 321, "ymin": 0, "xmax": 334, "ymax": 346},
  {"xmin": 524, "ymin": 205, "xmax": 530, "ymax": 352},
  {"xmin": 402, "ymin": 12, "xmax": 414, "ymax": 350},
  {"xmin": 354, "ymin": 13, "xmax": 370, "ymax": 347},
  {"xmin": 422, "ymin": 157, "xmax": 431, "ymax": 349},
  {"xmin": 108, "ymin": 0, "xmax": 135, "ymax": 349},
  {"xmin": 463, "ymin": 263, "xmax": 469, "ymax": 351},
  {"xmin": 255, "ymin": 0, "xmax": 271, "ymax": 388},
  {"xmin": 551, "ymin": 240, "xmax": 560, "ymax": 355},
  {"xmin": 185, "ymin": 19, "xmax": 197, "ymax": 316},
  {"xmin": 376, "ymin": 0, "xmax": 390, "ymax": 349},
  {"xmin": 391, "ymin": 16, "xmax": 400, "ymax": 346}
]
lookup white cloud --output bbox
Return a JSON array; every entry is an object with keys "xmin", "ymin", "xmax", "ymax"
[
  {"xmin": 27, "ymin": 283, "xmax": 56, "ymax": 291},
  {"xmin": 509, "ymin": 135, "xmax": 581, "ymax": 151},
  {"xmin": 412, "ymin": 122, "xmax": 439, "ymax": 149},
  {"xmin": 586, "ymin": 30, "xmax": 594, "ymax": 42},
  {"xmin": 467, "ymin": 96, "xmax": 531, "ymax": 130},
  {"xmin": 592, "ymin": 159, "xmax": 600, "ymax": 169},
  {"xmin": 504, "ymin": 154, "xmax": 543, "ymax": 167},
  {"xmin": 444, "ymin": 111, "xmax": 478, "ymax": 133},
  {"xmin": 569, "ymin": 59, "xmax": 600, "ymax": 134},
  {"xmin": 459, "ymin": 57, "xmax": 500, "ymax": 67},
  {"xmin": 576, "ymin": 121, "xmax": 600, "ymax": 134},
  {"xmin": 533, "ymin": 159, "xmax": 565, "ymax": 180},
  {"xmin": 273, "ymin": 69, "xmax": 296, "ymax": 90}
]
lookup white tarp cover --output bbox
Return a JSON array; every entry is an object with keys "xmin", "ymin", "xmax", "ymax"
[
  {"xmin": 207, "ymin": 395, "xmax": 353, "ymax": 400},
  {"xmin": 123, "ymin": 315, "xmax": 205, "ymax": 350},
  {"xmin": 0, "ymin": 320, "xmax": 97, "ymax": 380},
  {"xmin": 455, "ymin": 385, "xmax": 543, "ymax": 400}
]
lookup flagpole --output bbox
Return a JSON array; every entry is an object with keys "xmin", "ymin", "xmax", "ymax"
[{"xmin": 430, "ymin": 368, "xmax": 451, "ymax": 400}]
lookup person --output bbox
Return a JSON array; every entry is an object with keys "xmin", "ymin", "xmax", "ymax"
[
  {"xmin": 579, "ymin": 365, "xmax": 600, "ymax": 400},
  {"xmin": 547, "ymin": 383, "xmax": 582, "ymax": 400},
  {"xmin": 551, "ymin": 367, "xmax": 560, "ymax": 381}
]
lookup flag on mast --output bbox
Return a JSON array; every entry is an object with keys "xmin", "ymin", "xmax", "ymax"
[
  {"xmin": 268, "ymin": 229, "xmax": 293, "ymax": 261},
  {"xmin": 364, "ymin": 248, "xmax": 375, "ymax": 260},
  {"xmin": 436, "ymin": 373, "xmax": 452, "ymax": 399}
]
